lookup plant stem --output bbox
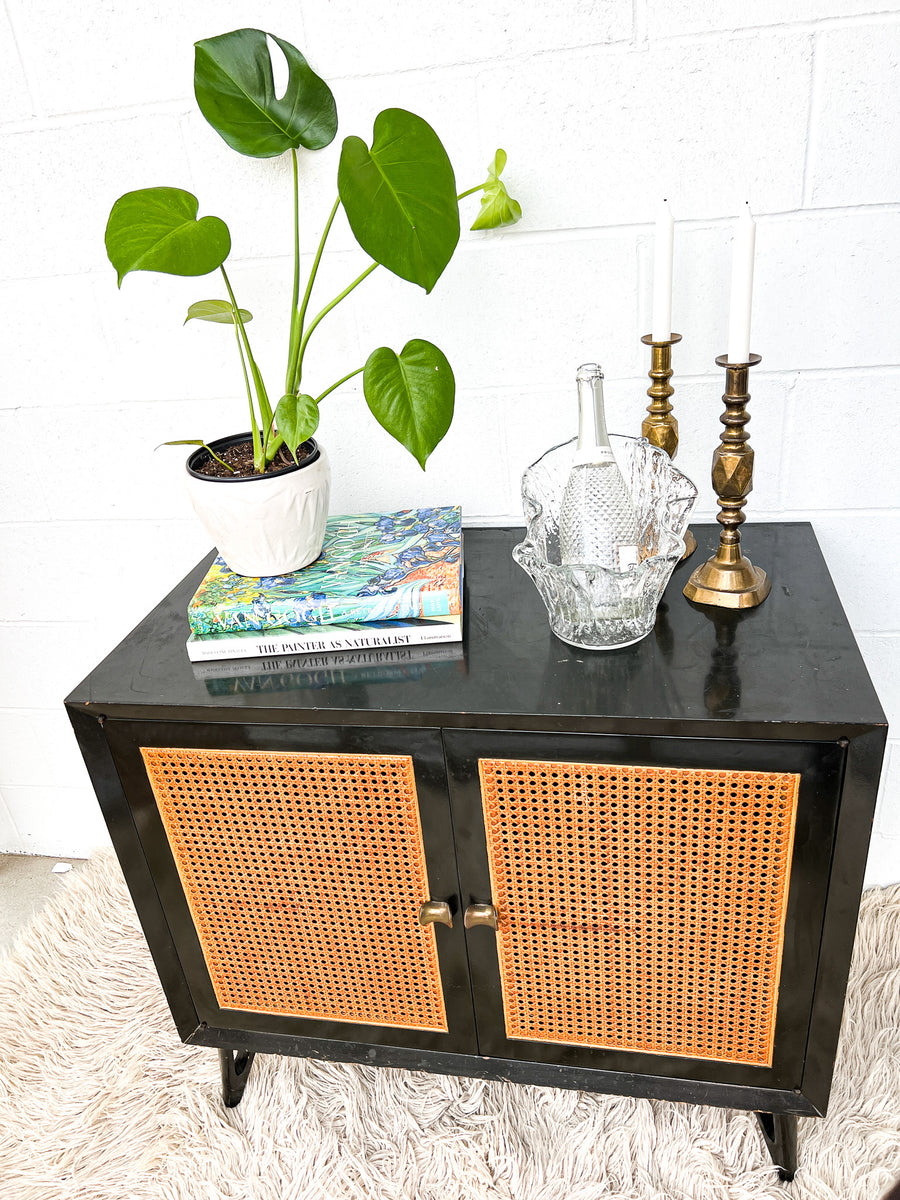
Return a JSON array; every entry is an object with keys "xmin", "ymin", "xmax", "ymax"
[
  {"xmin": 315, "ymin": 366, "xmax": 364, "ymax": 405},
  {"xmin": 296, "ymin": 262, "xmax": 379, "ymax": 383},
  {"xmin": 231, "ymin": 307, "xmax": 258, "ymax": 452},
  {"xmin": 457, "ymin": 185, "xmax": 482, "ymax": 200},
  {"xmin": 285, "ymin": 147, "xmax": 302, "ymax": 395},
  {"xmin": 221, "ymin": 265, "xmax": 272, "ymax": 470},
  {"xmin": 288, "ymin": 195, "xmax": 341, "ymax": 395},
  {"xmin": 203, "ymin": 444, "xmax": 237, "ymax": 473}
]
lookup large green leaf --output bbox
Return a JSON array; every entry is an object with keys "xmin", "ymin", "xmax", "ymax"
[
  {"xmin": 338, "ymin": 109, "xmax": 459, "ymax": 293},
  {"xmin": 105, "ymin": 188, "xmax": 230, "ymax": 286},
  {"xmin": 275, "ymin": 392, "xmax": 319, "ymax": 462},
  {"xmin": 363, "ymin": 340, "xmax": 454, "ymax": 468},
  {"xmin": 185, "ymin": 299, "xmax": 253, "ymax": 325},
  {"xmin": 194, "ymin": 28, "xmax": 337, "ymax": 158},
  {"xmin": 470, "ymin": 148, "xmax": 523, "ymax": 231}
]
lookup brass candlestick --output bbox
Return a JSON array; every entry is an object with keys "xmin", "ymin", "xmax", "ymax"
[
  {"xmin": 683, "ymin": 354, "xmax": 770, "ymax": 609},
  {"xmin": 641, "ymin": 332, "xmax": 697, "ymax": 558}
]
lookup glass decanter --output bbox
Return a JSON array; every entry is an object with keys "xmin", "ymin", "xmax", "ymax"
[{"xmin": 559, "ymin": 363, "xmax": 640, "ymax": 570}]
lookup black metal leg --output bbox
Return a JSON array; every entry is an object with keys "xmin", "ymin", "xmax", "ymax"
[
  {"xmin": 755, "ymin": 1111, "xmax": 798, "ymax": 1181},
  {"xmin": 219, "ymin": 1048, "xmax": 256, "ymax": 1107}
]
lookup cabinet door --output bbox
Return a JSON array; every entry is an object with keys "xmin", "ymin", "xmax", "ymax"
[
  {"xmin": 444, "ymin": 728, "xmax": 844, "ymax": 1094},
  {"xmin": 105, "ymin": 719, "xmax": 475, "ymax": 1054}
]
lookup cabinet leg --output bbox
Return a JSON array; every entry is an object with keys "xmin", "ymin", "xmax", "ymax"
[
  {"xmin": 755, "ymin": 1111, "xmax": 798, "ymax": 1181},
  {"xmin": 219, "ymin": 1048, "xmax": 256, "ymax": 1107}
]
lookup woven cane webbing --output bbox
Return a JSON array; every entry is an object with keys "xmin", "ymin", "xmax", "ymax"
[
  {"xmin": 141, "ymin": 747, "xmax": 448, "ymax": 1031},
  {"xmin": 478, "ymin": 758, "xmax": 800, "ymax": 1066}
]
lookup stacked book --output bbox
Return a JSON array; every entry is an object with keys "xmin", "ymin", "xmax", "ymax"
[{"xmin": 186, "ymin": 506, "xmax": 463, "ymax": 663}]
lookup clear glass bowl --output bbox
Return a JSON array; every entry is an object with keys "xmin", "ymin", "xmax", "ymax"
[{"xmin": 513, "ymin": 435, "xmax": 698, "ymax": 650}]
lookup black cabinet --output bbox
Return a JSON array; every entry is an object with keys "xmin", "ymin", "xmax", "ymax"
[{"xmin": 66, "ymin": 523, "xmax": 887, "ymax": 1180}]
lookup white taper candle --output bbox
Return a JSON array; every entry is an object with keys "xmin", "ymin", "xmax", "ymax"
[
  {"xmin": 727, "ymin": 203, "xmax": 756, "ymax": 363},
  {"xmin": 651, "ymin": 198, "xmax": 674, "ymax": 341}
]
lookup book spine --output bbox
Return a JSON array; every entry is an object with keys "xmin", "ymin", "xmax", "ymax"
[
  {"xmin": 187, "ymin": 620, "xmax": 461, "ymax": 662},
  {"xmin": 189, "ymin": 587, "xmax": 457, "ymax": 636}
]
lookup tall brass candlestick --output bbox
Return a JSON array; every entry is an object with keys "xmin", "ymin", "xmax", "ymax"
[
  {"xmin": 683, "ymin": 354, "xmax": 770, "ymax": 609},
  {"xmin": 641, "ymin": 332, "xmax": 697, "ymax": 558}
]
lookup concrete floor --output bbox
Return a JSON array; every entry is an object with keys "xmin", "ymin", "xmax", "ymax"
[{"xmin": 0, "ymin": 854, "xmax": 87, "ymax": 954}]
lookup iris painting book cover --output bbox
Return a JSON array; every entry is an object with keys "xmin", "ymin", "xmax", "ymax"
[{"xmin": 188, "ymin": 506, "xmax": 463, "ymax": 637}]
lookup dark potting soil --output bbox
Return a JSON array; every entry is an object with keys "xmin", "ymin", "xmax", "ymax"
[{"xmin": 194, "ymin": 440, "xmax": 313, "ymax": 478}]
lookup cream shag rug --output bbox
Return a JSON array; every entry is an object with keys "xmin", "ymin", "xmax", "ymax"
[{"xmin": 1, "ymin": 853, "xmax": 899, "ymax": 1200}]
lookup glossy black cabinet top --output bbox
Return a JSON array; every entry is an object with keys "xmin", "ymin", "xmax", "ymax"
[{"xmin": 66, "ymin": 523, "xmax": 885, "ymax": 736}]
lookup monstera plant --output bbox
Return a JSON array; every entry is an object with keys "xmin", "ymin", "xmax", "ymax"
[{"xmin": 104, "ymin": 28, "xmax": 521, "ymax": 576}]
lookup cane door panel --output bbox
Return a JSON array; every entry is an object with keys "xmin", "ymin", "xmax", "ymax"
[
  {"xmin": 444, "ymin": 728, "xmax": 845, "ymax": 1089},
  {"xmin": 106, "ymin": 720, "xmax": 475, "ymax": 1053}
]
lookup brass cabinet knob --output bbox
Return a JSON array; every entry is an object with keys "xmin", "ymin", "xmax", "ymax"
[
  {"xmin": 464, "ymin": 903, "xmax": 498, "ymax": 930},
  {"xmin": 418, "ymin": 900, "xmax": 453, "ymax": 928}
]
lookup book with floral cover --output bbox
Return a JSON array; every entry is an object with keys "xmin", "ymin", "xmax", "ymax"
[{"xmin": 187, "ymin": 506, "xmax": 462, "ymax": 636}]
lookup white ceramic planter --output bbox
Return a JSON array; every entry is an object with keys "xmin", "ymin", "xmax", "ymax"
[{"xmin": 185, "ymin": 434, "xmax": 331, "ymax": 577}]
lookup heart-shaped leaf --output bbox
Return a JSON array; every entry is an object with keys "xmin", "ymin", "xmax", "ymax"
[
  {"xmin": 275, "ymin": 392, "xmax": 320, "ymax": 462},
  {"xmin": 470, "ymin": 148, "xmax": 523, "ymax": 231},
  {"xmin": 339, "ymin": 109, "xmax": 459, "ymax": 293},
  {"xmin": 185, "ymin": 299, "xmax": 253, "ymax": 325},
  {"xmin": 363, "ymin": 340, "xmax": 454, "ymax": 469},
  {"xmin": 194, "ymin": 29, "xmax": 337, "ymax": 158},
  {"xmin": 105, "ymin": 188, "xmax": 231, "ymax": 286}
]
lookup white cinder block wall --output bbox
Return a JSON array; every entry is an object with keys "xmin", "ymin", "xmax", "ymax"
[{"xmin": 1, "ymin": 2, "xmax": 898, "ymax": 883}]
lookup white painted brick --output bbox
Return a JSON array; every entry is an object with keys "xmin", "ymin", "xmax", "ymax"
[
  {"xmin": 0, "ymin": 276, "xmax": 117, "ymax": 411},
  {"xmin": 327, "ymin": 382, "xmax": 511, "ymax": 521},
  {"xmin": 0, "ymin": 521, "xmax": 212, "ymax": 625},
  {"xmin": 0, "ymin": 411, "xmax": 52, "ymax": 521},
  {"xmin": 180, "ymin": 109, "xmax": 303, "ymax": 264},
  {"xmin": 0, "ymin": 710, "xmax": 91, "ymax": 790},
  {"xmin": 781, "ymin": 372, "xmax": 898, "ymax": 511},
  {"xmin": 98, "ymin": 269, "xmax": 255, "ymax": 407},
  {"xmin": 807, "ymin": 23, "xmax": 900, "ymax": 207},
  {"xmin": 856, "ymin": 635, "xmax": 900, "ymax": 733},
  {"xmin": 866, "ymin": 740, "xmax": 900, "ymax": 886},
  {"xmin": 301, "ymin": 0, "xmax": 632, "ymax": 78},
  {"xmin": 14, "ymin": 401, "xmax": 211, "ymax": 523},
  {"xmin": 0, "ymin": 783, "xmax": 110, "ymax": 857},
  {"xmin": 8, "ymin": 0, "xmax": 305, "ymax": 115},
  {"xmin": 0, "ymin": 623, "xmax": 121, "ymax": 710},
  {"xmin": 349, "ymin": 233, "xmax": 642, "ymax": 398},
  {"xmin": 475, "ymin": 34, "xmax": 811, "ymax": 231},
  {"xmin": 873, "ymin": 744, "xmax": 900, "ymax": 840},
  {"xmin": 0, "ymin": 116, "xmax": 193, "ymax": 279},
  {"xmin": 646, "ymin": 0, "xmax": 900, "ymax": 37},
  {"xmin": 654, "ymin": 375, "xmax": 789, "ymax": 518},
  {"xmin": 0, "ymin": 7, "xmax": 34, "ymax": 123},
  {"xmin": 753, "ymin": 212, "xmax": 900, "ymax": 371},
  {"xmin": 0, "ymin": 790, "xmax": 24, "ymax": 854},
  {"xmin": 864, "ymin": 832, "xmax": 900, "ymax": 887},
  {"xmin": 810, "ymin": 512, "xmax": 900, "ymax": 634}
]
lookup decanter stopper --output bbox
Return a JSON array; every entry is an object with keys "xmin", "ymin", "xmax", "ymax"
[{"xmin": 559, "ymin": 363, "xmax": 640, "ymax": 570}]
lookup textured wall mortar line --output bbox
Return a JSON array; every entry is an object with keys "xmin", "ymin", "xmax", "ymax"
[
  {"xmin": 2, "ymin": 0, "xmax": 40, "ymax": 119},
  {"xmin": 632, "ymin": 0, "xmax": 649, "ymax": 48},
  {"xmin": 802, "ymin": 33, "xmax": 822, "ymax": 210},
  {"xmin": 2, "ymin": 207, "xmax": 899, "ymax": 291},
  {"xmin": 648, "ymin": 10, "xmax": 900, "ymax": 46},
  {"xmin": 0, "ymin": 101, "xmax": 195, "ymax": 136},
  {"xmin": 801, "ymin": 32, "xmax": 824, "ymax": 209}
]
